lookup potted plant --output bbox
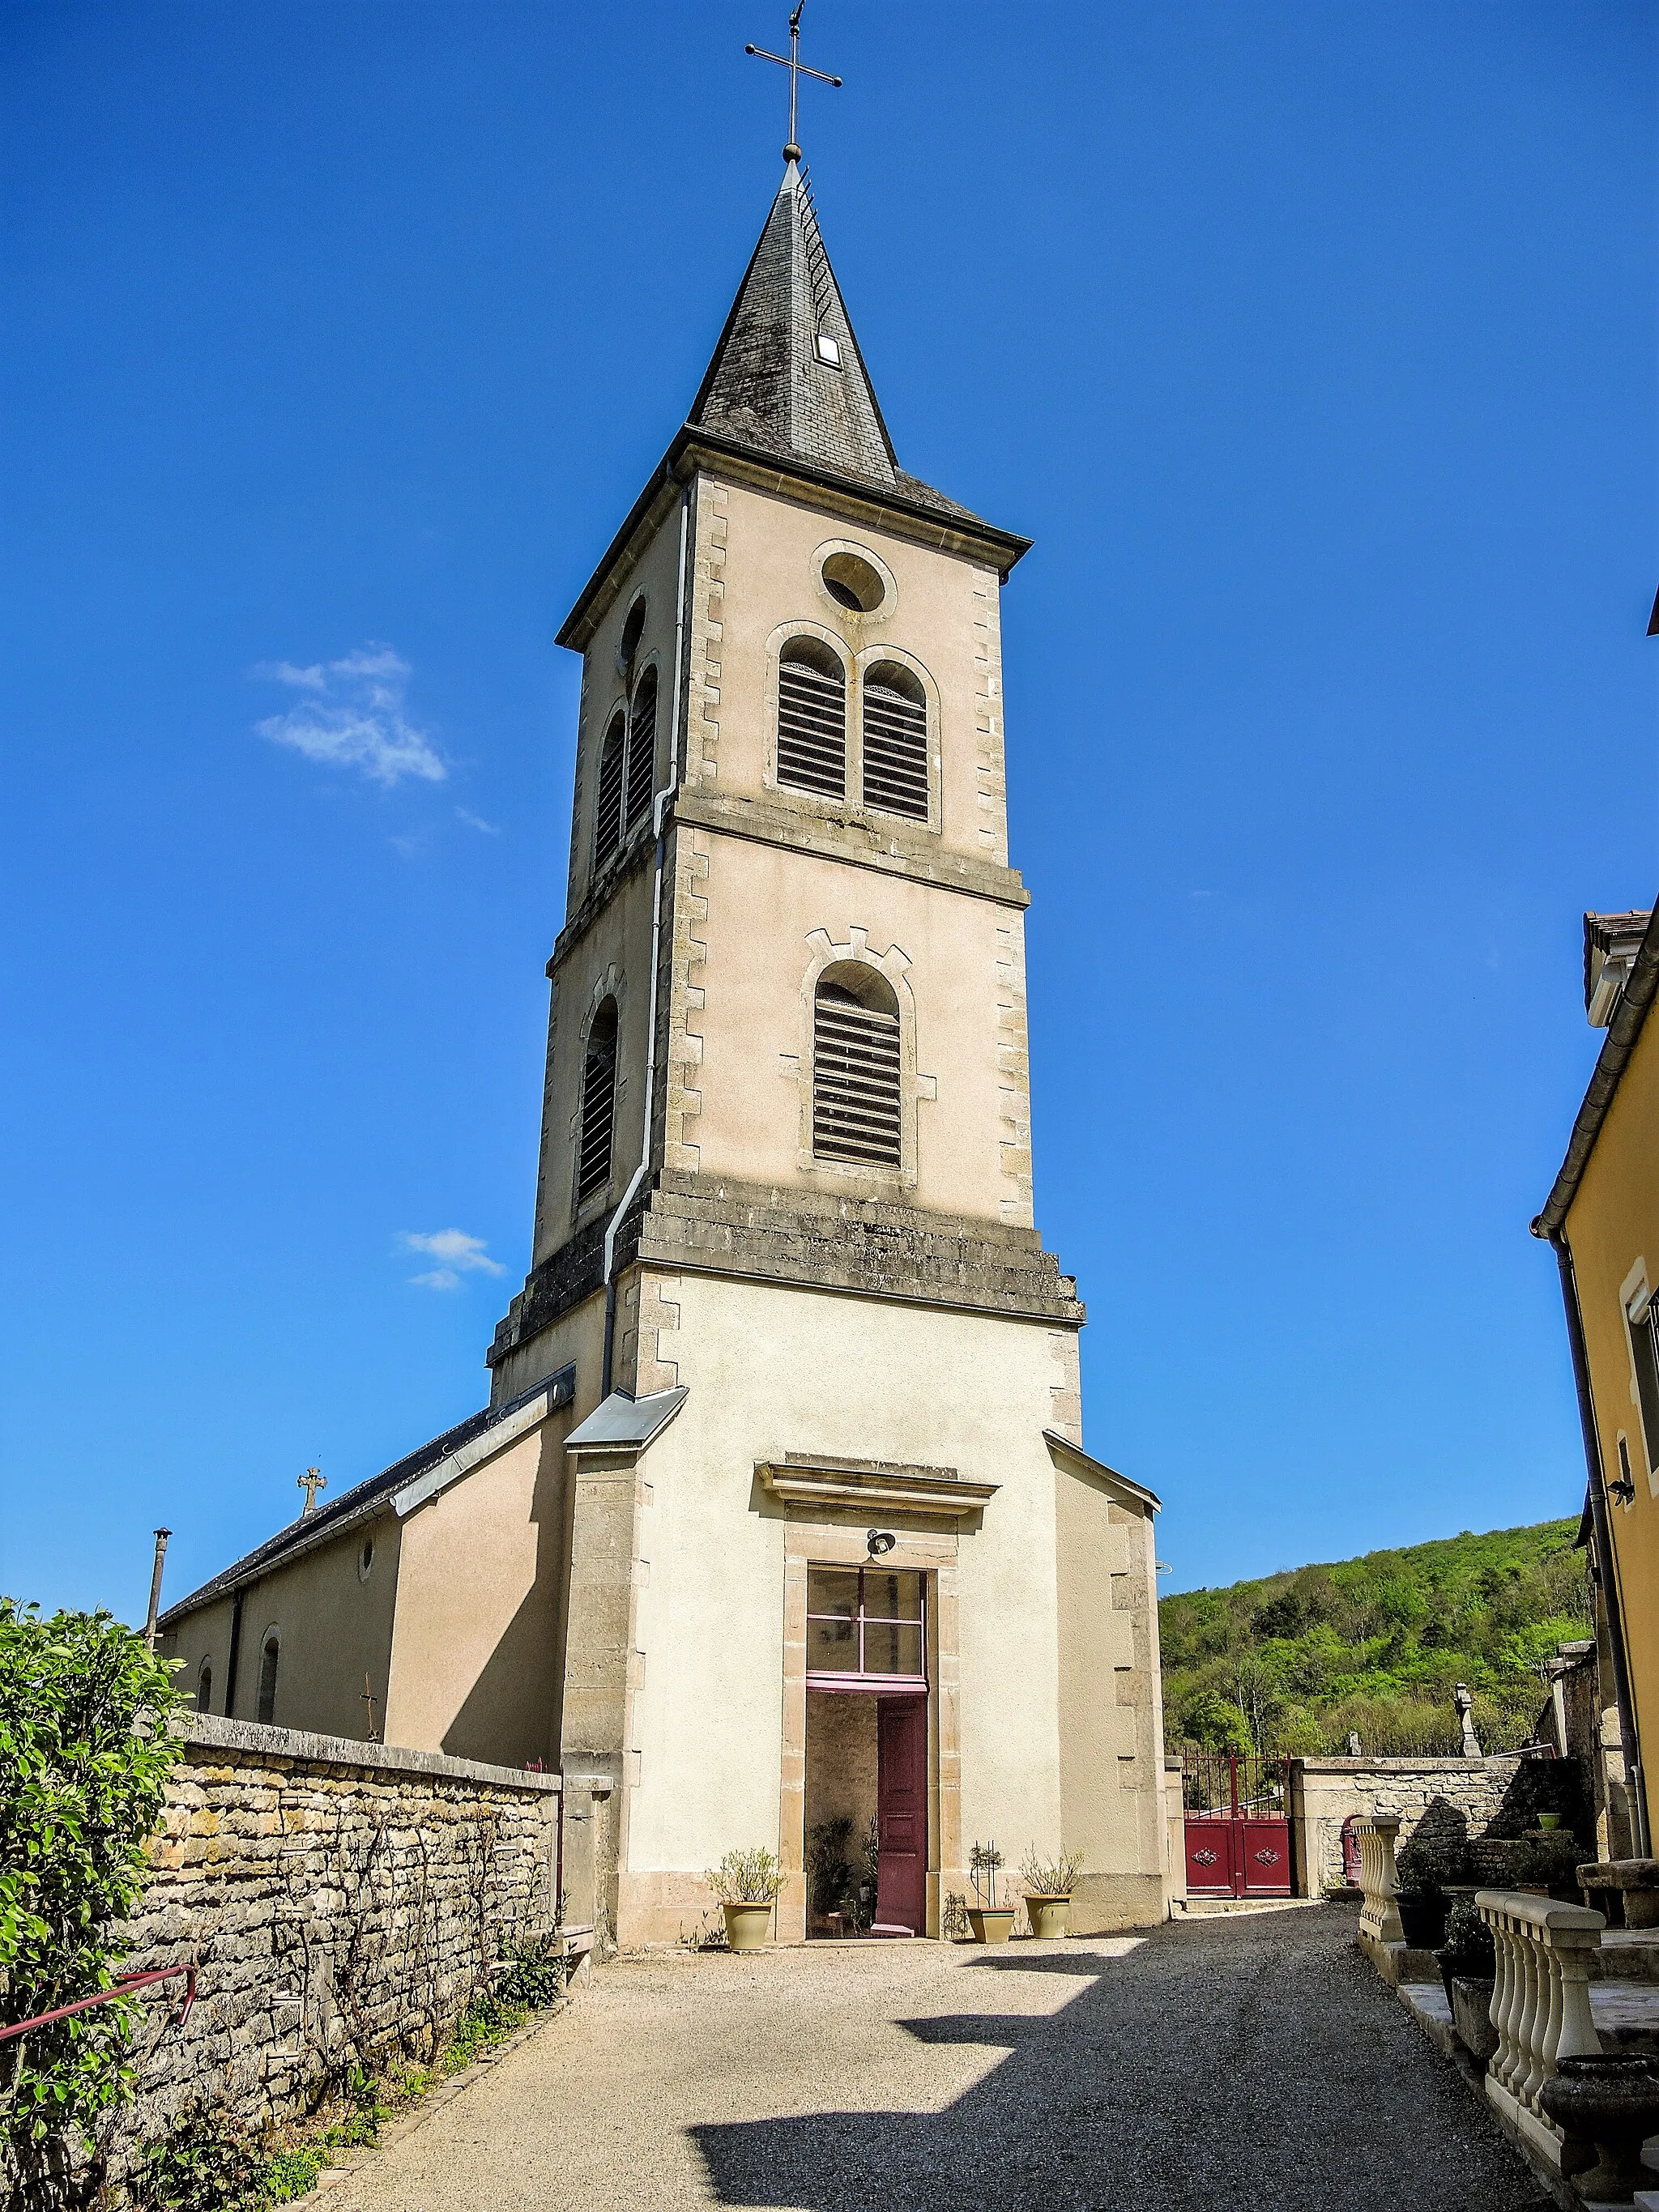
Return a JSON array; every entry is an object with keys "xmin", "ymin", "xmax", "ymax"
[
  {"xmin": 967, "ymin": 1841, "xmax": 1015, "ymax": 1943},
  {"xmin": 1435, "ymin": 1898, "xmax": 1498, "ymax": 2066},
  {"xmin": 1394, "ymin": 1826, "xmax": 1461, "ymax": 1951},
  {"xmin": 1020, "ymin": 1847, "xmax": 1083, "ymax": 1939},
  {"xmin": 708, "ymin": 1848, "xmax": 783, "ymax": 1951}
]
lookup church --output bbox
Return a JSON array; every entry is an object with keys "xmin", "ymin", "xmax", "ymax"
[{"xmin": 160, "ymin": 129, "xmax": 1171, "ymax": 1943}]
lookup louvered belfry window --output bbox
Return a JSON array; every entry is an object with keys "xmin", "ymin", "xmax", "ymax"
[
  {"xmin": 813, "ymin": 969, "xmax": 902, "ymax": 1168},
  {"xmin": 625, "ymin": 667, "xmax": 657, "ymax": 830},
  {"xmin": 777, "ymin": 639, "xmax": 847, "ymax": 799},
  {"xmin": 576, "ymin": 999, "xmax": 618, "ymax": 1204},
  {"xmin": 861, "ymin": 663, "xmax": 929, "ymax": 821},
  {"xmin": 595, "ymin": 712, "xmax": 626, "ymax": 867}
]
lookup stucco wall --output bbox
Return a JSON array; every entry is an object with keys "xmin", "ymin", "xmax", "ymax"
[
  {"xmin": 161, "ymin": 1510, "xmax": 403, "ymax": 1745},
  {"xmin": 386, "ymin": 1409, "xmax": 577, "ymax": 1768},
  {"xmin": 599, "ymin": 1270, "xmax": 1159, "ymax": 1944},
  {"xmin": 1563, "ymin": 1006, "xmax": 1659, "ymax": 1848}
]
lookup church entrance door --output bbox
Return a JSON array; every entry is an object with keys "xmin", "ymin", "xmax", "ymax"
[{"xmin": 875, "ymin": 1695, "xmax": 927, "ymax": 1934}]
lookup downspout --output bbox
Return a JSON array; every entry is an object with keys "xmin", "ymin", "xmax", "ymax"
[
  {"xmin": 600, "ymin": 474, "xmax": 693, "ymax": 1400},
  {"xmin": 1550, "ymin": 1230, "xmax": 1649, "ymax": 1856}
]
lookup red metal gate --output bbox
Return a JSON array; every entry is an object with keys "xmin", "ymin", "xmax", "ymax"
[{"xmin": 1182, "ymin": 1750, "xmax": 1294, "ymax": 1899}]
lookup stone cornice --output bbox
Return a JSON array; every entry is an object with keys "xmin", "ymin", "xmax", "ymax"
[
  {"xmin": 672, "ymin": 791, "xmax": 1030, "ymax": 911},
  {"xmin": 758, "ymin": 1457, "xmax": 997, "ymax": 1519}
]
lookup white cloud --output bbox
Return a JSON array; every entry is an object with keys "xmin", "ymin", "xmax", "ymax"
[
  {"xmin": 399, "ymin": 1228, "xmax": 506, "ymax": 1291},
  {"xmin": 456, "ymin": 808, "xmax": 500, "ymax": 834},
  {"xmin": 255, "ymin": 644, "xmax": 446, "ymax": 786}
]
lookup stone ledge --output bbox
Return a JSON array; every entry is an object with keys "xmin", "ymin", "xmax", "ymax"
[{"xmin": 179, "ymin": 1714, "xmax": 562, "ymax": 1795}]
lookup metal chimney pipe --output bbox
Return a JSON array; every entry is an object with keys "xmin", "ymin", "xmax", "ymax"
[{"xmin": 143, "ymin": 1528, "xmax": 172, "ymax": 1652}]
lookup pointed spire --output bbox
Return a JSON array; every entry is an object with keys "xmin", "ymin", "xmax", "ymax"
[{"xmin": 687, "ymin": 162, "xmax": 898, "ymax": 495}]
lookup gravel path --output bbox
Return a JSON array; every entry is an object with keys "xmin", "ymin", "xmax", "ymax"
[{"xmin": 326, "ymin": 1903, "xmax": 1550, "ymax": 2210}]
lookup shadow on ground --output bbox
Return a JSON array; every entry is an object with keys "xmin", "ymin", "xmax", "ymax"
[{"xmin": 689, "ymin": 1907, "xmax": 1550, "ymax": 2212}]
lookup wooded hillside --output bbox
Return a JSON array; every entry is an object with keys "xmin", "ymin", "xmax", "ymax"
[{"xmin": 1159, "ymin": 1518, "xmax": 1589, "ymax": 1756}]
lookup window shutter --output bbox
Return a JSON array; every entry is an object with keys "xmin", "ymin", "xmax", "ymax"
[
  {"xmin": 861, "ymin": 668, "xmax": 929, "ymax": 820},
  {"xmin": 813, "ymin": 983, "xmax": 901, "ymax": 1166},
  {"xmin": 595, "ymin": 713, "xmax": 625, "ymax": 866},
  {"xmin": 778, "ymin": 648, "xmax": 847, "ymax": 797},
  {"xmin": 625, "ymin": 670, "xmax": 657, "ymax": 829},
  {"xmin": 577, "ymin": 1004, "xmax": 618, "ymax": 1204}
]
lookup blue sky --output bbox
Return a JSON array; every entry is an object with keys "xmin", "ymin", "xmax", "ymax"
[{"xmin": 2, "ymin": 2, "xmax": 1654, "ymax": 1621}]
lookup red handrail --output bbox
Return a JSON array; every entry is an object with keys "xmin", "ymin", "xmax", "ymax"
[{"xmin": 0, "ymin": 1963, "xmax": 197, "ymax": 2044}]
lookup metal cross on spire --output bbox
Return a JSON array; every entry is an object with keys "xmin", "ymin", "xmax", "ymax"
[{"xmin": 745, "ymin": 2, "xmax": 842, "ymax": 164}]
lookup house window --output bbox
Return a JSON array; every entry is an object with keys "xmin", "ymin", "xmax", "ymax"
[
  {"xmin": 625, "ymin": 667, "xmax": 657, "ymax": 830},
  {"xmin": 595, "ymin": 710, "xmax": 626, "ymax": 867},
  {"xmin": 197, "ymin": 1658, "xmax": 213, "ymax": 1713},
  {"xmin": 577, "ymin": 998, "xmax": 619, "ymax": 1205},
  {"xmin": 1628, "ymin": 1290, "xmax": 1659, "ymax": 1480},
  {"xmin": 861, "ymin": 663, "xmax": 928, "ymax": 821},
  {"xmin": 257, "ymin": 1630, "xmax": 279, "ymax": 1725},
  {"xmin": 812, "ymin": 965, "xmax": 901, "ymax": 1168},
  {"xmin": 777, "ymin": 639, "xmax": 847, "ymax": 798},
  {"xmin": 806, "ymin": 1565, "xmax": 925, "ymax": 1687}
]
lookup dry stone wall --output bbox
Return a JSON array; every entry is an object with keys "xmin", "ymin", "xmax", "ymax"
[
  {"xmin": 1290, "ymin": 1753, "xmax": 1583, "ymax": 1896},
  {"xmin": 92, "ymin": 1715, "xmax": 566, "ymax": 2202}
]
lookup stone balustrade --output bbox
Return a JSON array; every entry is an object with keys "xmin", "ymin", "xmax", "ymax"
[
  {"xmin": 1478, "ymin": 1888, "xmax": 1606, "ymax": 2176},
  {"xmin": 1354, "ymin": 1815, "xmax": 1403, "ymax": 1950}
]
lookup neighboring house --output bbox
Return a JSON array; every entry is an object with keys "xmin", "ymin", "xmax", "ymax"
[
  {"xmin": 1532, "ymin": 904, "xmax": 1659, "ymax": 1860},
  {"xmin": 159, "ymin": 151, "xmax": 1171, "ymax": 1945}
]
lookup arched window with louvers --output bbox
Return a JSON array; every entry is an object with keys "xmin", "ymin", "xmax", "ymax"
[
  {"xmin": 594, "ymin": 710, "xmax": 626, "ymax": 869},
  {"xmin": 776, "ymin": 638, "xmax": 847, "ymax": 799},
  {"xmin": 861, "ymin": 662, "xmax": 929, "ymax": 822},
  {"xmin": 576, "ymin": 998, "xmax": 619, "ymax": 1207},
  {"xmin": 812, "ymin": 965, "xmax": 902, "ymax": 1168},
  {"xmin": 625, "ymin": 666, "xmax": 658, "ymax": 830}
]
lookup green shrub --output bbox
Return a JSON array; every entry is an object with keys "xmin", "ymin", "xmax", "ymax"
[
  {"xmin": 494, "ymin": 1930, "xmax": 566, "ymax": 2010},
  {"xmin": 706, "ymin": 1848, "xmax": 783, "ymax": 1904},
  {"xmin": 0, "ymin": 1600, "xmax": 186, "ymax": 2168},
  {"xmin": 133, "ymin": 2109, "xmax": 259, "ymax": 2211}
]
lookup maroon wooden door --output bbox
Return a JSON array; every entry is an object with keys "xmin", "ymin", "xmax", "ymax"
[{"xmin": 876, "ymin": 1697, "xmax": 927, "ymax": 1933}]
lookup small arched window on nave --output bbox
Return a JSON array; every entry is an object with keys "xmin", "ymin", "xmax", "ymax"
[
  {"xmin": 197, "ymin": 1656, "xmax": 213, "ymax": 1714},
  {"xmin": 577, "ymin": 998, "xmax": 619, "ymax": 1206},
  {"xmin": 625, "ymin": 667, "xmax": 658, "ymax": 831},
  {"xmin": 595, "ymin": 710, "xmax": 626, "ymax": 868},
  {"xmin": 256, "ymin": 1630, "xmax": 279, "ymax": 1725},
  {"xmin": 812, "ymin": 965, "xmax": 902, "ymax": 1168},
  {"xmin": 777, "ymin": 638, "xmax": 847, "ymax": 799},
  {"xmin": 861, "ymin": 663, "xmax": 928, "ymax": 822}
]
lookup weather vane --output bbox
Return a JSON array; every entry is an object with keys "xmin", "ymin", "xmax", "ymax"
[{"xmin": 746, "ymin": 2, "xmax": 842, "ymax": 164}]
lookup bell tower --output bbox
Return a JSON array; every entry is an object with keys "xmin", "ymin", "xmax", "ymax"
[{"xmin": 487, "ymin": 148, "xmax": 1167, "ymax": 1946}]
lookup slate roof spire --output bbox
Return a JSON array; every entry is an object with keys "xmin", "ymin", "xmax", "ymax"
[{"xmin": 687, "ymin": 159, "xmax": 900, "ymax": 495}]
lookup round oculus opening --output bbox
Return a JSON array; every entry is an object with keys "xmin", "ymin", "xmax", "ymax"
[{"xmin": 821, "ymin": 552, "xmax": 885, "ymax": 616}]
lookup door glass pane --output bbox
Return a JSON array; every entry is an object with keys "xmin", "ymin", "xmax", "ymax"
[
  {"xmin": 807, "ymin": 1568, "xmax": 860, "ymax": 1622},
  {"xmin": 807, "ymin": 1613, "xmax": 858, "ymax": 1669},
  {"xmin": 862, "ymin": 1569, "xmax": 923, "ymax": 1623},
  {"xmin": 861, "ymin": 1620, "xmax": 923, "ymax": 1678}
]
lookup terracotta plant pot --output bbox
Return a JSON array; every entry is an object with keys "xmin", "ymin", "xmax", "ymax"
[
  {"xmin": 1538, "ymin": 2055, "xmax": 1659, "ymax": 2204},
  {"xmin": 1025, "ymin": 1894, "xmax": 1072, "ymax": 1940},
  {"xmin": 721, "ymin": 1901, "xmax": 774, "ymax": 1951},
  {"xmin": 968, "ymin": 1907, "xmax": 1016, "ymax": 1945}
]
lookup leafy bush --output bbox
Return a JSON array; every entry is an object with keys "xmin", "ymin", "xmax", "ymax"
[
  {"xmin": 494, "ymin": 1930, "xmax": 566, "ymax": 2010},
  {"xmin": 0, "ymin": 1600, "xmax": 186, "ymax": 2169},
  {"xmin": 806, "ymin": 1818, "xmax": 855, "ymax": 1920},
  {"xmin": 706, "ymin": 1848, "xmax": 782, "ymax": 1905},
  {"xmin": 133, "ymin": 2109, "xmax": 260, "ymax": 2211},
  {"xmin": 1437, "ymin": 1898, "xmax": 1496, "ymax": 1982}
]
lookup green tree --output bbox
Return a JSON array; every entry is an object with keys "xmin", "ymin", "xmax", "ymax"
[{"xmin": 0, "ymin": 1601, "xmax": 184, "ymax": 2177}]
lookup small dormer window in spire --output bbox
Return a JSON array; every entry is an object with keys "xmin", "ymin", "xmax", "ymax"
[{"xmin": 815, "ymin": 332, "xmax": 841, "ymax": 369}]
